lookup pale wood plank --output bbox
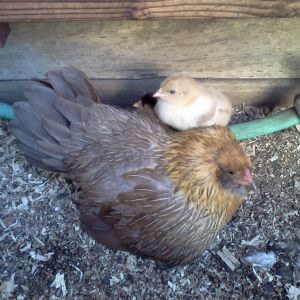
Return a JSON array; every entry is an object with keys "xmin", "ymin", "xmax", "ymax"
[
  {"xmin": 1, "ymin": 19, "xmax": 300, "ymax": 80},
  {"xmin": 1, "ymin": 79, "xmax": 298, "ymax": 108},
  {"xmin": 0, "ymin": 1, "xmax": 299, "ymax": 21}
]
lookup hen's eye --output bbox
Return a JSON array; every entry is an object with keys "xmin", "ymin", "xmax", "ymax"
[
  {"xmin": 169, "ymin": 89, "xmax": 176, "ymax": 94},
  {"xmin": 228, "ymin": 170, "xmax": 234, "ymax": 175}
]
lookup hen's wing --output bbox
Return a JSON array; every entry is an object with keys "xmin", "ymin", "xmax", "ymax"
[{"xmin": 78, "ymin": 167, "xmax": 215, "ymax": 266}]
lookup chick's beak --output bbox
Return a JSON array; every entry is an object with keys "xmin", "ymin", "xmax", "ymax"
[{"xmin": 153, "ymin": 89, "xmax": 167, "ymax": 98}]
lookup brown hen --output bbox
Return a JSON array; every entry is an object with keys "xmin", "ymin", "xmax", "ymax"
[{"xmin": 9, "ymin": 67, "xmax": 254, "ymax": 266}]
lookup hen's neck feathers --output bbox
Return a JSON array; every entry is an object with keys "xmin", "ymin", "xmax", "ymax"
[{"xmin": 163, "ymin": 128, "xmax": 245, "ymax": 224}]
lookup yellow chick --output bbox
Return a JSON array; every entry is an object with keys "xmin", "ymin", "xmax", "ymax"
[{"xmin": 153, "ymin": 75, "xmax": 232, "ymax": 131}]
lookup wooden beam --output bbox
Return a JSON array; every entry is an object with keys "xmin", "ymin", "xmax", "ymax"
[
  {"xmin": 1, "ymin": 19, "xmax": 300, "ymax": 80},
  {"xmin": 0, "ymin": 23, "xmax": 10, "ymax": 48},
  {"xmin": 0, "ymin": 1, "xmax": 299, "ymax": 21},
  {"xmin": 1, "ymin": 78, "xmax": 298, "ymax": 108}
]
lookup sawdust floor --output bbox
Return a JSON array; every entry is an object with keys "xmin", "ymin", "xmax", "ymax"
[{"xmin": 0, "ymin": 107, "xmax": 300, "ymax": 299}]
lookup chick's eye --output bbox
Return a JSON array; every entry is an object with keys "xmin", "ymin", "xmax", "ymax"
[
  {"xmin": 169, "ymin": 89, "xmax": 176, "ymax": 94},
  {"xmin": 228, "ymin": 170, "xmax": 234, "ymax": 175}
]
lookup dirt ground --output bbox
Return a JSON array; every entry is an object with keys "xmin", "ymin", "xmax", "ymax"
[{"xmin": 0, "ymin": 106, "xmax": 300, "ymax": 299}]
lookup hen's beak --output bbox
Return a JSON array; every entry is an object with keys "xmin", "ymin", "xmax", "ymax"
[
  {"xmin": 153, "ymin": 89, "xmax": 167, "ymax": 98},
  {"xmin": 243, "ymin": 169, "xmax": 257, "ymax": 191}
]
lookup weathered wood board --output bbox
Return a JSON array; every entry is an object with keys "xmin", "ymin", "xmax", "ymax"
[
  {"xmin": 1, "ymin": 19, "xmax": 300, "ymax": 106},
  {"xmin": 0, "ymin": 1, "xmax": 299, "ymax": 21},
  {"xmin": 1, "ymin": 19, "xmax": 300, "ymax": 80},
  {"xmin": 1, "ymin": 79, "xmax": 298, "ymax": 107}
]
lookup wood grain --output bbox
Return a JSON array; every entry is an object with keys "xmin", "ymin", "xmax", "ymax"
[
  {"xmin": 0, "ymin": 23, "xmax": 10, "ymax": 48},
  {"xmin": 0, "ymin": 1, "xmax": 299, "ymax": 21},
  {"xmin": 1, "ymin": 19, "xmax": 300, "ymax": 81},
  {"xmin": 1, "ymin": 78, "xmax": 298, "ymax": 108}
]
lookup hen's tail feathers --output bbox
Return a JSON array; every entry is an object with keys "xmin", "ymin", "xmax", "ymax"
[
  {"xmin": 34, "ymin": 66, "xmax": 101, "ymax": 104},
  {"xmin": 9, "ymin": 67, "xmax": 99, "ymax": 173}
]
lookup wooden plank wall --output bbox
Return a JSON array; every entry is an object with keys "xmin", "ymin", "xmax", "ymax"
[
  {"xmin": 0, "ymin": 1, "xmax": 300, "ymax": 21},
  {"xmin": 1, "ymin": 19, "xmax": 300, "ymax": 106}
]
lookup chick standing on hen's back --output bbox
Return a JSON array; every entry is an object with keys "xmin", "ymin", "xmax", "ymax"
[
  {"xmin": 9, "ymin": 67, "xmax": 255, "ymax": 266},
  {"xmin": 154, "ymin": 75, "xmax": 232, "ymax": 131}
]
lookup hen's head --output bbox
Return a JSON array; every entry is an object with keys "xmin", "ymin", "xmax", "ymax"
[
  {"xmin": 165, "ymin": 126, "xmax": 255, "ymax": 213},
  {"xmin": 153, "ymin": 75, "xmax": 202, "ymax": 105}
]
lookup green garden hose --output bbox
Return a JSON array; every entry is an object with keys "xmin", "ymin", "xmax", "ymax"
[
  {"xmin": 0, "ymin": 101, "xmax": 299, "ymax": 141},
  {"xmin": 0, "ymin": 102, "xmax": 15, "ymax": 120},
  {"xmin": 229, "ymin": 107, "xmax": 300, "ymax": 140}
]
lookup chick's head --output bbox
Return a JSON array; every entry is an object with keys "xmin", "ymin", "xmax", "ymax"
[
  {"xmin": 154, "ymin": 75, "xmax": 202, "ymax": 105},
  {"xmin": 165, "ymin": 126, "xmax": 255, "ymax": 214}
]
